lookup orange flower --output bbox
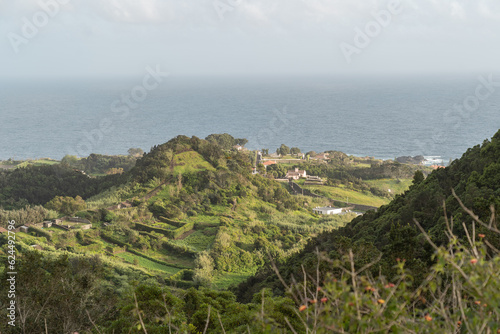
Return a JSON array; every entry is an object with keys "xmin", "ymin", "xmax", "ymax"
[
  {"xmin": 321, "ymin": 297, "xmax": 328, "ymax": 303},
  {"xmin": 425, "ymin": 315, "xmax": 432, "ymax": 321},
  {"xmin": 470, "ymin": 259, "xmax": 478, "ymax": 264},
  {"xmin": 317, "ymin": 287, "xmax": 322, "ymax": 292},
  {"xmin": 377, "ymin": 299, "xmax": 385, "ymax": 304},
  {"xmin": 457, "ymin": 321, "xmax": 462, "ymax": 326},
  {"xmin": 385, "ymin": 283, "xmax": 395, "ymax": 288},
  {"xmin": 299, "ymin": 305, "xmax": 307, "ymax": 312},
  {"xmin": 478, "ymin": 234, "xmax": 485, "ymax": 238},
  {"xmin": 309, "ymin": 299, "xmax": 317, "ymax": 305},
  {"xmin": 474, "ymin": 301, "xmax": 481, "ymax": 305}
]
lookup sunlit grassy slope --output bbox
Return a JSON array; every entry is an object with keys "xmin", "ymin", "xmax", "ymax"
[{"xmin": 302, "ymin": 184, "xmax": 390, "ymax": 207}]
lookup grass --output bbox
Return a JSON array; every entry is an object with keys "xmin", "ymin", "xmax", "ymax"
[
  {"xmin": 116, "ymin": 251, "xmax": 181, "ymax": 275},
  {"xmin": 173, "ymin": 151, "xmax": 215, "ymax": 175},
  {"xmin": 14, "ymin": 158, "xmax": 60, "ymax": 168},
  {"xmin": 303, "ymin": 184, "xmax": 390, "ymax": 207},
  {"xmin": 153, "ymin": 249, "xmax": 196, "ymax": 268},
  {"xmin": 58, "ymin": 221, "xmax": 88, "ymax": 227},
  {"xmin": 352, "ymin": 163, "xmax": 372, "ymax": 169},
  {"xmin": 187, "ymin": 214, "xmax": 221, "ymax": 226},
  {"xmin": 365, "ymin": 178, "xmax": 413, "ymax": 195},
  {"xmin": 212, "ymin": 271, "xmax": 255, "ymax": 290},
  {"xmin": 182, "ymin": 229, "xmax": 216, "ymax": 252}
]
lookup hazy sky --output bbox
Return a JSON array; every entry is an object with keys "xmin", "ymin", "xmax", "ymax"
[{"xmin": 1, "ymin": 0, "xmax": 500, "ymax": 78}]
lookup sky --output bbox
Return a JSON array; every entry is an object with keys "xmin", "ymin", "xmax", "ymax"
[{"xmin": 1, "ymin": 0, "xmax": 500, "ymax": 78}]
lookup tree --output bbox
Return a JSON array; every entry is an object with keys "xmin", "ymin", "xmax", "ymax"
[
  {"xmin": 61, "ymin": 155, "xmax": 78, "ymax": 166},
  {"xmin": 306, "ymin": 151, "xmax": 316, "ymax": 157},
  {"xmin": 413, "ymin": 170, "xmax": 425, "ymax": 185},
  {"xmin": 278, "ymin": 144, "xmax": 290, "ymax": 156},
  {"xmin": 193, "ymin": 251, "xmax": 214, "ymax": 286},
  {"xmin": 205, "ymin": 133, "xmax": 236, "ymax": 150},
  {"xmin": 127, "ymin": 148, "xmax": 144, "ymax": 157},
  {"xmin": 261, "ymin": 149, "xmax": 269, "ymax": 156},
  {"xmin": 45, "ymin": 196, "xmax": 86, "ymax": 216},
  {"xmin": 235, "ymin": 138, "xmax": 248, "ymax": 146},
  {"xmin": 290, "ymin": 147, "xmax": 301, "ymax": 155}
]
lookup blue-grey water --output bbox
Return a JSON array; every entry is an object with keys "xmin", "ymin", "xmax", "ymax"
[{"xmin": 0, "ymin": 75, "xmax": 499, "ymax": 163}]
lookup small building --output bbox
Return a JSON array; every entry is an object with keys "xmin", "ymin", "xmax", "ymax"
[
  {"xmin": 233, "ymin": 145, "xmax": 243, "ymax": 151},
  {"xmin": 286, "ymin": 167, "xmax": 307, "ymax": 180},
  {"xmin": 30, "ymin": 245, "xmax": 43, "ymax": 251},
  {"xmin": 0, "ymin": 227, "xmax": 8, "ymax": 234},
  {"xmin": 262, "ymin": 161, "xmax": 277, "ymax": 167},
  {"xmin": 43, "ymin": 221, "xmax": 52, "ymax": 228},
  {"xmin": 313, "ymin": 153, "xmax": 330, "ymax": 160},
  {"xmin": 20, "ymin": 225, "xmax": 29, "ymax": 233},
  {"xmin": 313, "ymin": 206, "xmax": 343, "ymax": 215}
]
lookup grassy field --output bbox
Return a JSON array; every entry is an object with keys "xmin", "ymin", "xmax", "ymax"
[
  {"xmin": 365, "ymin": 178, "xmax": 413, "ymax": 195},
  {"xmin": 150, "ymin": 248, "xmax": 196, "ymax": 268},
  {"xmin": 116, "ymin": 251, "xmax": 181, "ymax": 275},
  {"xmin": 0, "ymin": 158, "xmax": 59, "ymax": 169},
  {"xmin": 172, "ymin": 151, "xmax": 215, "ymax": 175},
  {"xmin": 212, "ymin": 272, "xmax": 255, "ymax": 289},
  {"xmin": 59, "ymin": 221, "xmax": 89, "ymax": 227},
  {"xmin": 182, "ymin": 229, "xmax": 217, "ymax": 252},
  {"xmin": 303, "ymin": 184, "xmax": 390, "ymax": 207}
]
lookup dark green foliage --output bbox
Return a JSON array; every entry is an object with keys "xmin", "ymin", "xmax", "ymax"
[
  {"xmin": 45, "ymin": 195, "xmax": 86, "ymax": 215},
  {"xmin": 63, "ymin": 153, "xmax": 137, "ymax": 174},
  {"xmin": 266, "ymin": 163, "xmax": 288, "ymax": 178},
  {"xmin": 277, "ymin": 144, "xmax": 290, "ymax": 156},
  {"xmin": 0, "ymin": 164, "xmax": 128, "ymax": 208},
  {"xmin": 0, "ymin": 251, "xmax": 116, "ymax": 333},
  {"xmin": 205, "ymin": 133, "xmax": 247, "ymax": 150}
]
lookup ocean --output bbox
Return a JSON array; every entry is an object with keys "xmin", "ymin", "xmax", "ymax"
[{"xmin": 1, "ymin": 75, "xmax": 499, "ymax": 164}]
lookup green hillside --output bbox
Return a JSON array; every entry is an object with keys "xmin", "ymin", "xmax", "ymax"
[
  {"xmin": 237, "ymin": 130, "xmax": 500, "ymax": 302},
  {"xmin": 2, "ymin": 132, "xmax": 499, "ymax": 333}
]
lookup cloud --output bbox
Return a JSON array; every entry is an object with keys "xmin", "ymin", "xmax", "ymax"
[{"xmin": 1, "ymin": 0, "xmax": 500, "ymax": 77}]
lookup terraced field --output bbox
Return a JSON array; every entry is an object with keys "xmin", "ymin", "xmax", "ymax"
[{"xmin": 116, "ymin": 251, "xmax": 181, "ymax": 275}]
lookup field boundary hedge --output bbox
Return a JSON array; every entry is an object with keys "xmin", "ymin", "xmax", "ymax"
[{"xmin": 28, "ymin": 226, "xmax": 52, "ymax": 241}]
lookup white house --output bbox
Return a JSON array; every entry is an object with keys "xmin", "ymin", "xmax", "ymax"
[
  {"xmin": 286, "ymin": 168, "xmax": 307, "ymax": 180},
  {"xmin": 313, "ymin": 206, "xmax": 343, "ymax": 215}
]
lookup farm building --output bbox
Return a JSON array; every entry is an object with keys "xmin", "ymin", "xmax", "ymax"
[
  {"xmin": 286, "ymin": 167, "xmax": 306, "ymax": 180},
  {"xmin": 313, "ymin": 206, "xmax": 343, "ymax": 215}
]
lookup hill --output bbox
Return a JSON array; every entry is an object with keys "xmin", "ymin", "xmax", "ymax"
[
  {"xmin": 237, "ymin": 130, "xmax": 500, "ymax": 302},
  {"xmin": 3, "ymin": 132, "xmax": 495, "ymax": 333}
]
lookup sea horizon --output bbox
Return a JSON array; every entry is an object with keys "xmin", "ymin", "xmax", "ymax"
[{"xmin": 1, "ymin": 74, "xmax": 499, "ymax": 162}]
